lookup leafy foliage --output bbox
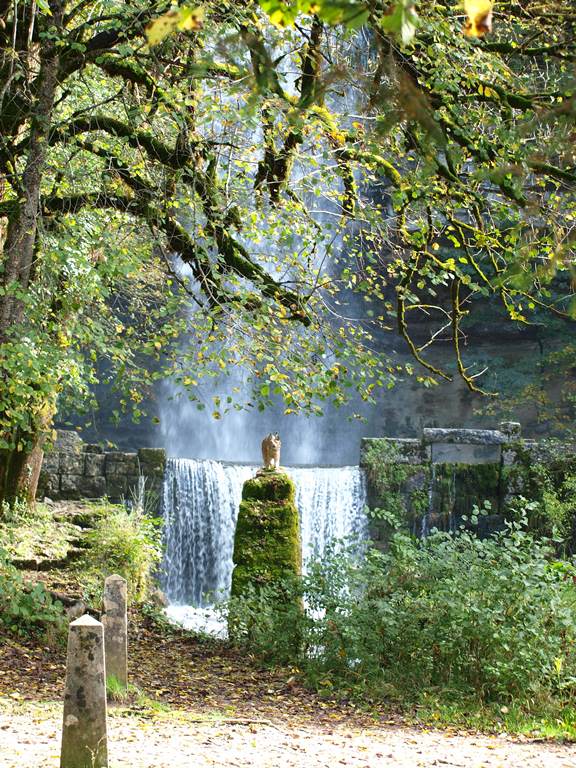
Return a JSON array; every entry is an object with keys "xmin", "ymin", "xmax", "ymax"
[
  {"xmin": 83, "ymin": 502, "xmax": 163, "ymax": 604},
  {"xmin": 506, "ymin": 469, "xmax": 576, "ymax": 553},
  {"xmin": 0, "ymin": 0, "xmax": 575, "ymax": 502},
  {"xmin": 226, "ymin": 577, "xmax": 304, "ymax": 662},
  {"xmin": 228, "ymin": 518, "xmax": 576, "ymax": 705},
  {"xmin": 0, "ymin": 548, "xmax": 65, "ymax": 638}
]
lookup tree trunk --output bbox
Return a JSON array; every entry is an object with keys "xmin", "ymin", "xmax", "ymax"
[
  {"xmin": 0, "ymin": 399, "xmax": 55, "ymax": 512},
  {"xmin": 0, "ymin": 440, "xmax": 44, "ymax": 510},
  {"xmin": 0, "ymin": 44, "xmax": 61, "ymax": 336},
  {"xmin": 0, "ymin": 7, "xmax": 63, "ymax": 515},
  {"xmin": 0, "ymin": 397, "xmax": 56, "ymax": 510}
]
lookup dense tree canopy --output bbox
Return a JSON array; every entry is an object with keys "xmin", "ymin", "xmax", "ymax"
[{"xmin": 0, "ymin": 0, "xmax": 574, "ymax": 504}]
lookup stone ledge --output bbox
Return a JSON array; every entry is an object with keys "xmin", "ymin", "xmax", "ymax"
[{"xmin": 422, "ymin": 428, "xmax": 508, "ymax": 445}]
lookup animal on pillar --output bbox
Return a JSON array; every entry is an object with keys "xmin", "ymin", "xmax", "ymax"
[{"xmin": 261, "ymin": 432, "xmax": 281, "ymax": 471}]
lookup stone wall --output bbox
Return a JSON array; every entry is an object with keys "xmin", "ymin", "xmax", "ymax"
[
  {"xmin": 360, "ymin": 423, "xmax": 576, "ymax": 550},
  {"xmin": 38, "ymin": 430, "xmax": 166, "ymax": 506}
]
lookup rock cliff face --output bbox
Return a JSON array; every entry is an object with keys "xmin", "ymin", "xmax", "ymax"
[
  {"xmin": 37, "ymin": 430, "xmax": 165, "ymax": 506},
  {"xmin": 231, "ymin": 471, "xmax": 301, "ymax": 599}
]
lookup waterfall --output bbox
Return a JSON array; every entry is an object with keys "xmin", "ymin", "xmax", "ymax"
[
  {"xmin": 289, "ymin": 466, "xmax": 368, "ymax": 563},
  {"xmin": 161, "ymin": 458, "xmax": 368, "ymax": 607},
  {"xmin": 161, "ymin": 459, "xmax": 252, "ymax": 606}
]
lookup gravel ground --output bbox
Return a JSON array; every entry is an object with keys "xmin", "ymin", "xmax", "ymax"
[{"xmin": 1, "ymin": 701, "xmax": 575, "ymax": 768}]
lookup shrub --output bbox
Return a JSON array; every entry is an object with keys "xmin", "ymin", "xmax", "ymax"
[
  {"xmin": 225, "ymin": 576, "xmax": 304, "ymax": 663},
  {"xmin": 0, "ymin": 548, "xmax": 65, "ymax": 638},
  {"xmin": 504, "ymin": 461, "xmax": 576, "ymax": 553},
  {"xmin": 227, "ymin": 516, "xmax": 576, "ymax": 705},
  {"xmin": 84, "ymin": 503, "xmax": 162, "ymax": 604}
]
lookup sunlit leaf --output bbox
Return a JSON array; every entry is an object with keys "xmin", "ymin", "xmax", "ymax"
[
  {"xmin": 145, "ymin": 6, "xmax": 203, "ymax": 47},
  {"xmin": 463, "ymin": 0, "xmax": 493, "ymax": 38},
  {"xmin": 380, "ymin": 0, "xmax": 418, "ymax": 46}
]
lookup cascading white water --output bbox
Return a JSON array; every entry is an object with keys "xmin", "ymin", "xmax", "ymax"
[
  {"xmin": 162, "ymin": 459, "xmax": 252, "ymax": 606},
  {"xmin": 289, "ymin": 466, "xmax": 368, "ymax": 563},
  {"xmin": 161, "ymin": 458, "xmax": 368, "ymax": 608}
]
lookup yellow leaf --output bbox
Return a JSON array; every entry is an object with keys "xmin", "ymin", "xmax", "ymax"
[
  {"xmin": 145, "ymin": 10, "xmax": 180, "ymax": 46},
  {"xmin": 145, "ymin": 6, "xmax": 203, "ymax": 47},
  {"xmin": 177, "ymin": 6, "xmax": 204, "ymax": 31},
  {"xmin": 463, "ymin": 0, "xmax": 493, "ymax": 38}
]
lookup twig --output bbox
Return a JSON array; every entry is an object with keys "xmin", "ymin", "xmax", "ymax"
[{"xmin": 182, "ymin": 717, "xmax": 284, "ymax": 731}]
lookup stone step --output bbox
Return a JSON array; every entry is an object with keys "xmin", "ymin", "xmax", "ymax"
[{"xmin": 11, "ymin": 546, "xmax": 86, "ymax": 571}]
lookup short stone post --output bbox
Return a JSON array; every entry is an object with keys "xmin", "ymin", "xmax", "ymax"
[
  {"xmin": 102, "ymin": 574, "xmax": 128, "ymax": 688},
  {"xmin": 61, "ymin": 614, "xmax": 108, "ymax": 768}
]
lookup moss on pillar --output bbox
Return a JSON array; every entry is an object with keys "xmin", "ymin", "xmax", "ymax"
[{"xmin": 231, "ymin": 471, "xmax": 301, "ymax": 598}]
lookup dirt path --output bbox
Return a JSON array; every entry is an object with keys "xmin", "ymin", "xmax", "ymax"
[
  {"xmin": 1, "ymin": 700, "xmax": 575, "ymax": 768},
  {"xmin": 1, "ymin": 615, "xmax": 576, "ymax": 768}
]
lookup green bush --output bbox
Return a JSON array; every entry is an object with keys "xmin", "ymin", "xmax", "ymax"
[
  {"xmin": 227, "ymin": 516, "xmax": 576, "ymax": 706},
  {"xmin": 225, "ymin": 575, "xmax": 304, "ymax": 663},
  {"xmin": 0, "ymin": 548, "xmax": 65, "ymax": 638},
  {"xmin": 504, "ymin": 460, "xmax": 576, "ymax": 552},
  {"xmin": 84, "ymin": 503, "xmax": 162, "ymax": 604}
]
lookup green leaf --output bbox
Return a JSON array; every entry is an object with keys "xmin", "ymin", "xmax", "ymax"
[
  {"xmin": 380, "ymin": 0, "xmax": 418, "ymax": 46},
  {"xmin": 258, "ymin": 0, "xmax": 368, "ymax": 28}
]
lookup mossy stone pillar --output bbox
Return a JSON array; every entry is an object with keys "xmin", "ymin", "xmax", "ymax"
[{"xmin": 231, "ymin": 471, "xmax": 301, "ymax": 598}]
